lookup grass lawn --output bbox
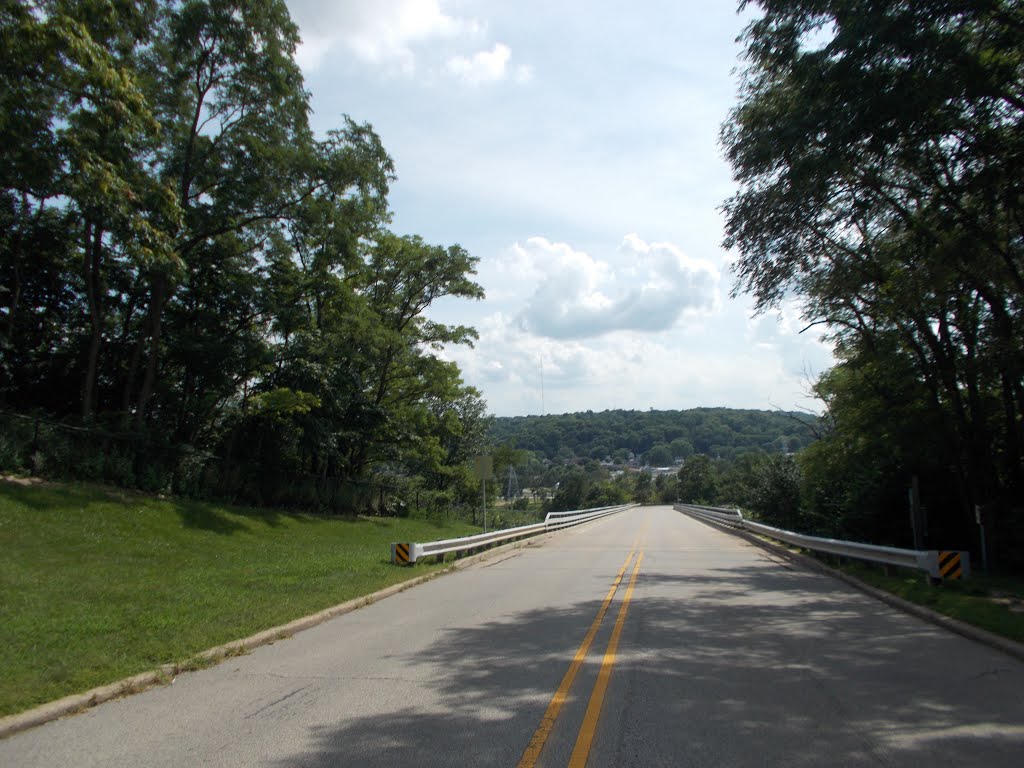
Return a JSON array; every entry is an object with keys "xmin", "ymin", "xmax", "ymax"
[
  {"xmin": 0, "ymin": 479, "xmax": 478, "ymax": 717},
  {"xmin": 833, "ymin": 560, "xmax": 1024, "ymax": 644}
]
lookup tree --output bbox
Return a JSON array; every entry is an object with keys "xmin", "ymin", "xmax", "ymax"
[
  {"xmin": 0, "ymin": 0, "xmax": 489, "ymax": 515},
  {"xmin": 677, "ymin": 454, "xmax": 717, "ymax": 504},
  {"xmin": 548, "ymin": 467, "xmax": 587, "ymax": 512},
  {"xmin": 655, "ymin": 473, "xmax": 679, "ymax": 503},
  {"xmin": 339, "ymin": 233, "xmax": 484, "ymax": 479},
  {"xmin": 135, "ymin": 0, "xmax": 315, "ymax": 427},
  {"xmin": 645, "ymin": 444, "xmax": 673, "ymax": 467},
  {"xmin": 487, "ymin": 408, "xmax": 816, "ymax": 462},
  {"xmin": 233, "ymin": 222, "xmax": 485, "ymax": 497},
  {"xmin": 748, "ymin": 454, "xmax": 802, "ymax": 531},
  {"xmin": 670, "ymin": 437, "xmax": 693, "ymax": 460},
  {"xmin": 585, "ymin": 478, "xmax": 630, "ymax": 507},
  {"xmin": 797, "ymin": 340, "xmax": 964, "ymax": 547},
  {"xmin": 634, "ymin": 471, "xmax": 654, "ymax": 504},
  {"xmin": 0, "ymin": 1, "xmax": 178, "ymax": 421},
  {"xmin": 722, "ymin": 0, "xmax": 1024, "ymax": 561},
  {"xmin": 714, "ymin": 450, "xmax": 763, "ymax": 507}
]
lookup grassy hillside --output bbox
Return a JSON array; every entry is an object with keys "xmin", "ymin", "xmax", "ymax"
[{"xmin": 0, "ymin": 479, "xmax": 476, "ymax": 717}]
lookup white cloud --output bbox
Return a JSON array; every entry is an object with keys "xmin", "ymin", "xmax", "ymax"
[
  {"xmin": 513, "ymin": 64, "xmax": 535, "ymax": 85},
  {"xmin": 289, "ymin": 0, "xmax": 834, "ymax": 416},
  {"xmin": 427, "ymin": 231, "xmax": 831, "ymax": 416},
  {"xmin": 745, "ymin": 300, "xmax": 834, "ymax": 391},
  {"xmin": 445, "ymin": 43, "xmax": 533, "ymax": 86},
  {"xmin": 510, "ymin": 234, "xmax": 720, "ymax": 339},
  {"xmin": 442, "ymin": 312, "xmax": 610, "ymax": 413},
  {"xmin": 446, "ymin": 43, "xmax": 508, "ymax": 85},
  {"xmin": 442, "ymin": 308, "xmax": 824, "ymax": 417},
  {"xmin": 287, "ymin": 0, "xmax": 481, "ymax": 73}
]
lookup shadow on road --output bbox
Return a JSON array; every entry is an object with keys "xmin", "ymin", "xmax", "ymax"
[{"xmin": 273, "ymin": 557, "xmax": 1024, "ymax": 767}]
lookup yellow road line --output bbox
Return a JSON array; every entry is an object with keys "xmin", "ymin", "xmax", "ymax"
[
  {"xmin": 516, "ymin": 549, "xmax": 637, "ymax": 768},
  {"xmin": 568, "ymin": 551, "xmax": 644, "ymax": 768}
]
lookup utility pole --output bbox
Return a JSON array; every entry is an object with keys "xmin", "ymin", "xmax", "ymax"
[
  {"xmin": 505, "ymin": 464, "xmax": 520, "ymax": 500},
  {"xmin": 540, "ymin": 355, "xmax": 545, "ymax": 416}
]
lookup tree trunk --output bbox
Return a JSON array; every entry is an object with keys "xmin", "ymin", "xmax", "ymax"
[
  {"xmin": 121, "ymin": 332, "xmax": 145, "ymax": 428},
  {"xmin": 136, "ymin": 272, "xmax": 166, "ymax": 427},
  {"xmin": 82, "ymin": 220, "xmax": 104, "ymax": 423},
  {"xmin": 5, "ymin": 212, "xmax": 22, "ymax": 347},
  {"xmin": 1002, "ymin": 373, "xmax": 1024, "ymax": 496}
]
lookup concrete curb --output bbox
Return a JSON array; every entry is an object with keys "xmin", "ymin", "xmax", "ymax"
[
  {"xmin": 0, "ymin": 532, "xmax": 549, "ymax": 740},
  {"xmin": 689, "ymin": 514, "xmax": 1024, "ymax": 664}
]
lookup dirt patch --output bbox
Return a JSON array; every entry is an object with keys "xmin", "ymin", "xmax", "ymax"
[
  {"xmin": 1, "ymin": 474, "xmax": 46, "ymax": 487},
  {"xmin": 989, "ymin": 593, "xmax": 1024, "ymax": 614}
]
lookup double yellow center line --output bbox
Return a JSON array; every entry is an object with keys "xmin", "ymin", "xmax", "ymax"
[{"xmin": 518, "ymin": 549, "xmax": 645, "ymax": 768}]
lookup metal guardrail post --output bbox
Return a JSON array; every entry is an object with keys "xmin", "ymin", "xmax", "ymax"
[{"xmin": 918, "ymin": 551, "xmax": 939, "ymax": 579}]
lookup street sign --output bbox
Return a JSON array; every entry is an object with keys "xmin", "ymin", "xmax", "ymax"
[{"xmin": 473, "ymin": 455, "xmax": 493, "ymax": 480}]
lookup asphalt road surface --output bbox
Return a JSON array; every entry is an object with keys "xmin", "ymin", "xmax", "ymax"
[{"xmin": 3, "ymin": 505, "xmax": 1023, "ymax": 767}]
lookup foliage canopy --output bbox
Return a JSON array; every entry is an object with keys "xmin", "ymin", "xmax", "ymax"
[
  {"xmin": 723, "ymin": 0, "xmax": 1024, "ymax": 567},
  {"xmin": 0, "ymin": 0, "xmax": 487, "ymax": 513}
]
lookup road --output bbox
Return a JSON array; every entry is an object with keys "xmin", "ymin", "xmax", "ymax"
[{"xmin": 3, "ymin": 505, "xmax": 1023, "ymax": 766}]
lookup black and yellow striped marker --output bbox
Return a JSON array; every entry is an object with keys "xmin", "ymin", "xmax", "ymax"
[
  {"xmin": 938, "ymin": 550, "xmax": 963, "ymax": 580},
  {"xmin": 393, "ymin": 542, "xmax": 411, "ymax": 564}
]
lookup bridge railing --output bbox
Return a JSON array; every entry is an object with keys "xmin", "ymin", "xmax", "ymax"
[
  {"xmin": 674, "ymin": 503, "xmax": 968, "ymax": 580},
  {"xmin": 392, "ymin": 503, "xmax": 637, "ymax": 564}
]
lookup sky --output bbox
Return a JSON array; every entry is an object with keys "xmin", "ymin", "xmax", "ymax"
[{"xmin": 283, "ymin": 0, "xmax": 834, "ymax": 417}]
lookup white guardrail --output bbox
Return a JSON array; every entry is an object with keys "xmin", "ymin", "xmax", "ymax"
[
  {"xmin": 674, "ymin": 503, "xmax": 970, "ymax": 580},
  {"xmin": 391, "ymin": 503, "xmax": 637, "ymax": 564}
]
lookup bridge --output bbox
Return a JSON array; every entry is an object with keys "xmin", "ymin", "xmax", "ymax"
[{"xmin": 2, "ymin": 505, "xmax": 1022, "ymax": 766}]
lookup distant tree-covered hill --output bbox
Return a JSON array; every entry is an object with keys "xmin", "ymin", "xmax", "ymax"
[{"xmin": 489, "ymin": 408, "xmax": 818, "ymax": 463}]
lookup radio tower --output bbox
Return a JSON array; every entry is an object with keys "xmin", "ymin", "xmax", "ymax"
[{"xmin": 505, "ymin": 464, "xmax": 521, "ymax": 500}]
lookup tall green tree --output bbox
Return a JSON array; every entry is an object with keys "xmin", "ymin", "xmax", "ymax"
[
  {"xmin": 748, "ymin": 453, "xmax": 802, "ymax": 531},
  {"xmin": 677, "ymin": 454, "xmax": 717, "ymax": 504},
  {"xmin": 133, "ymin": 0, "xmax": 314, "ymax": 427},
  {"xmin": 633, "ymin": 470, "xmax": 654, "ymax": 503},
  {"xmin": 722, "ymin": 0, "xmax": 1024, "ymax": 556},
  {"xmin": 798, "ymin": 337, "xmax": 965, "ymax": 546},
  {"xmin": 547, "ymin": 466, "xmax": 587, "ymax": 512},
  {"xmin": 342, "ymin": 233, "xmax": 484, "ymax": 478},
  {"xmin": 0, "ymin": 0, "xmax": 178, "ymax": 420},
  {"xmin": 645, "ymin": 444, "xmax": 673, "ymax": 467},
  {"xmin": 0, "ymin": 0, "xmax": 490, "ymax": 515}
]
